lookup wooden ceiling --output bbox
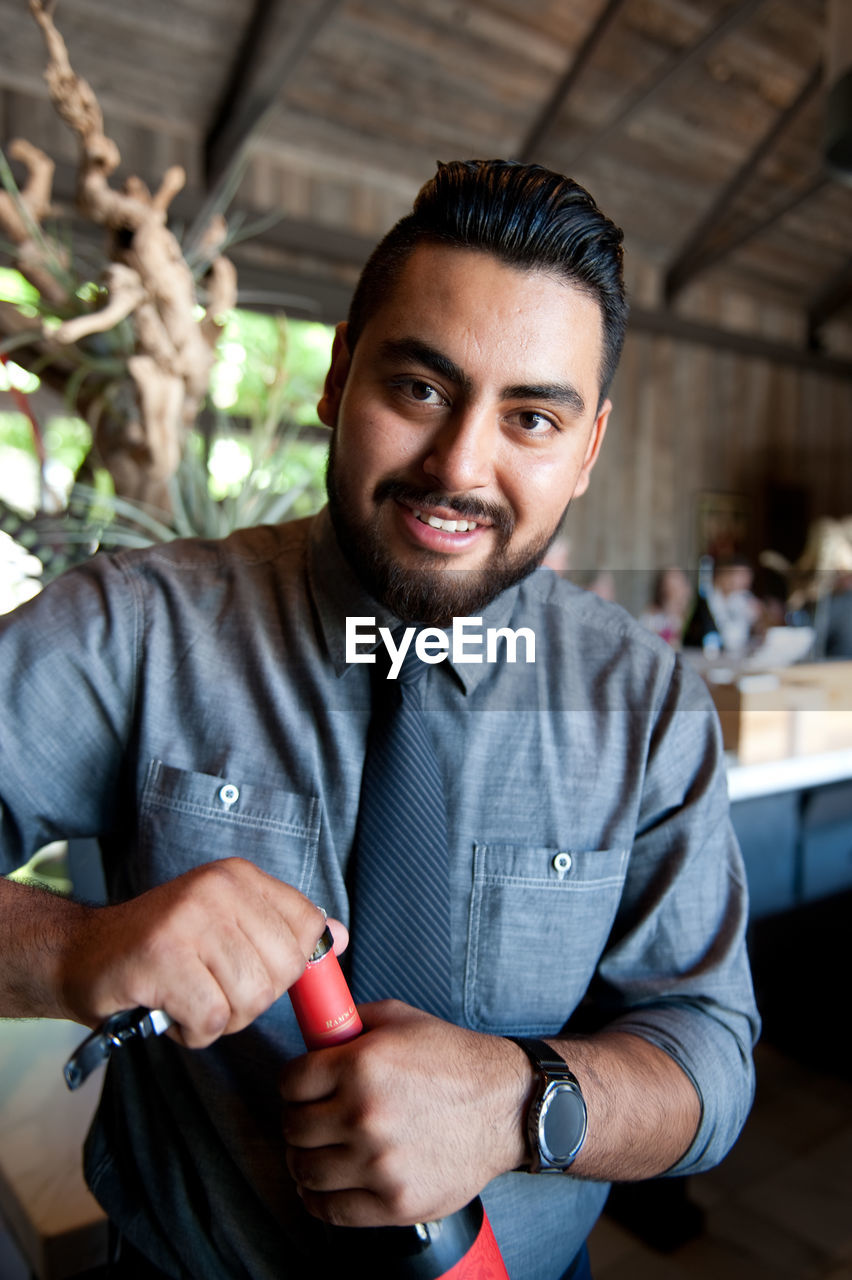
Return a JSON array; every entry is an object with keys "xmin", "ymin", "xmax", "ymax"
[{"xmin": 1, "ymin": 0, "xmax": 850, "ymax": 365}]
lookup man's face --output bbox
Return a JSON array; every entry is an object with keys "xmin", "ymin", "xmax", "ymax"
[{"xmin": 320, "ymin": 243, "xmax": 611, "ymax": 624}]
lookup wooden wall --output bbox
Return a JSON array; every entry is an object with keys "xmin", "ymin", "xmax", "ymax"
[{"xmin": 565, "ymin": 330, "xmax": 852, "ymax": 615}]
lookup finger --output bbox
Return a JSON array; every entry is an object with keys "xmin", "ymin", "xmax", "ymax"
[
  {"xmin": 352, "ymin": 997, "xmax": 425, "ymax": 1029},
  {"xmin": 294, "ymin": 1185, "xmax": 378, "ymax": 1227},
  {"xmin": 294, "ymin": 1184, "xmax": 418, "ymax": 1230},
  {"xmin": 326, "ymin": 917, "xmax": 348, "ymax": 955},
  {"xmin": 197, "ymin": 922, "xmax": 281, "ymax": 1036},
  {"xmin": 151, "ymin": 954, "xmax": 234, "ymax": 1048},
  {"xmin": 230, "ymin": 863, "xmax": 327, "ymax": 982},
  {"xmin": 282, "ymin": 1096, "xmax": 356, "ymax": 1151},
  {"xmin": 280, "ymin": 1044, "xmax": 347, "ymax": 1103},
  {"xmin": 286, "ymin": 1140, "xmax": 362, "ymax": 1195}
]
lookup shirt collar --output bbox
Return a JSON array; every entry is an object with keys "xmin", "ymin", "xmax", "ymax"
[{"xmin": 307, "ymin": 505, "xmax": 524, "ymax": 694}]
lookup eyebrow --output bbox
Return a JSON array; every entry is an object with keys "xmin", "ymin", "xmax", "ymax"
[{"xmin": 378, "ymin": 337, "xmax": 587, "ymax": 417}]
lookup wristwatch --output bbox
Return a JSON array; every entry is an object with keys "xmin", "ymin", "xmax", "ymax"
[{"xmin": 508, "ymin": 1037, "xmax": 588, "ymax": 1173}]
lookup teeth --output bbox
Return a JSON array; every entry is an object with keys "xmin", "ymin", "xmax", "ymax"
[{"xmin": 413, "ymin": 509, "xmax": 476, "ymax": 533}]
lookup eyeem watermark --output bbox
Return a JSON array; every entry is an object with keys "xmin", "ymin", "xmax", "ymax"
[{"xmin": 346, "ymin": 616, "xmax": 535, "ymax": 678}]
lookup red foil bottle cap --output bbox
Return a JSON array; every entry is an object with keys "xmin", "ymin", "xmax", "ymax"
[{"xmin": 289, "ymin": 927, "xmax": 363, "ymax": 1049}]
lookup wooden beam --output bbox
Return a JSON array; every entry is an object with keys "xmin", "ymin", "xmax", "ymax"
[
  {"xmin": 204, "ymin": 0, "xmax": 339, "ymax": 189},
  {"xmin": 663, "ymin": 170, "xmax": 830, "ymax": 290},
  {"xmin": 629, "ymin": 305, "xmax": 852, "ymax": 378},
  {"xmin": 665, "ymin": 63, "xmax": 824, "ymax": 302},
  {"xmin": 186, "ymin": 0, "xmax": 342, "ymax": 252},
  {"xmin": 515, "ymin": 0, "xmax": 629, "ymax": 163},
  {"xmin": 568, "ymin": 0, "xmax": 769, "ymax": 166}
]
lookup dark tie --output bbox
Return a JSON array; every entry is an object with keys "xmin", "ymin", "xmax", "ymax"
[{"xmin": 348, "ymin": 633, "xmax": 454, "ymax": 1020}]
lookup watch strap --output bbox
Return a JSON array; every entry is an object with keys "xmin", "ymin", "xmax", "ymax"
[{"xmin": 508, "ymin": 1036, "xmax": 579, "ymax": 1081}]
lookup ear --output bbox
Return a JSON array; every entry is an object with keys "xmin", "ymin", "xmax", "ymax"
[
  {"xmin": 317, "ymin": 322, "xmax": 352, "ymax": 429},
  {"xmin": 572, "ymin": 397, "xmax": 611, "ymax": 499}
]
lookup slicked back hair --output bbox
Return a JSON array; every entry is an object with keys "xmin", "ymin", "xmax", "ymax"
[{"xmin": 346, "ymin": 159, "xmax": 628, "ymax": 408}]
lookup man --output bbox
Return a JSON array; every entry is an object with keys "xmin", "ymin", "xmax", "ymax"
[
  {"xmin": 0, "ymin": 160, "xmax": 759, "ymax": 1280},
  {"xmin": 708, "ymin": 556, "xmax": 762, "ymax": 653}
]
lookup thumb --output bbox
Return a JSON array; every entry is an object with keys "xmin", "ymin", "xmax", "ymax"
[{"xmin": 325, "ymin": 917, "xmax": 349, "ymax": 956}]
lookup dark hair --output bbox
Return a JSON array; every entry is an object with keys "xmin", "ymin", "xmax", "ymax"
[{"xmin": 347, "ymin": 159, "xmax": 628, "ymax": 405}]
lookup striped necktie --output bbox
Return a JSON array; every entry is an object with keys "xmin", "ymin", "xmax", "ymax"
[{"xmin": 348, "ymin": 632, "xmax": 454, "ymax": 1020}]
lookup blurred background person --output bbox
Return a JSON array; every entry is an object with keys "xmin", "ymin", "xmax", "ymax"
[
  {"xmin": 683, "ymin": 554, "xmax": 762, "ymax": 655},
  {"xmin": 761, "ymin": 517, "xmax": 852, "ymax": 659},
  {"xmin": 708, "ymin": 555, "xmax": 763, "ymax": 653},
  {"xmin": 639, "ymin": 566, "xmax": 691, "ymax": 647}
]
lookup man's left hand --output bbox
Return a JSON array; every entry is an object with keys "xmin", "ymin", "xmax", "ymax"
[{"xmin": 279, "ymin": 1001, "xmax": 529, "ymax": 1227}]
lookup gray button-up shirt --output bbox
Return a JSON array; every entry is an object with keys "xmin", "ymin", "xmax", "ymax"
[{"xmin": 0, "ymin": 508, "xmax": 758, "ymax": 1280}]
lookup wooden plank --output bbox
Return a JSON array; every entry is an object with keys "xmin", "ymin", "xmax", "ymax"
[
  {"xmin": 629, "ymin": 306, "xmax": 852, "ymax": 378},
  {"xmin": 808, "ymin": 258, "xmax": 852, "ymax": 347},
  {"xmin": 566, "ymin": 0, "xmax": 771, "ymax": 166},
  {"xmin": 0, "ymin": 0, "xmax": 238, "ymax": 136},
  {"xmin": 204, "ymin": 0, "xmax": 342, "ymax": 190},
  {"xmin": 516, "ymin": 0, "xmax": 629, "ymax": 162},
  {"xmin": 664, "ymin": 62, "xmax": 823, "ymax": 301}
]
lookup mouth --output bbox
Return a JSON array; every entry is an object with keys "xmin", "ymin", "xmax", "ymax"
[
  {"xmin": 412, "ymin": 508, "xmax": 481, "ymax": 534},
  {"xmin": 393, "ymin": 499, "xmax": 492, "ymax": 554}
]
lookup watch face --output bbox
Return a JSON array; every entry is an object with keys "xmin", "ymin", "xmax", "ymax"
[{"xmin": 540, "ymin": 1083, "xmax": 587, "ymax": 1165}]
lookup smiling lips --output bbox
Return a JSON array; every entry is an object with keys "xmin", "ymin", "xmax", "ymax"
[{"xmin": 412, "ymin": 508, "xmax": 479, "ymax": 533}]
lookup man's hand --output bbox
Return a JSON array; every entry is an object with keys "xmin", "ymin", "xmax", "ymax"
[
  {"xmin": 280, "ymin": 1001, "xmax": 529, "ymax": 1228},
  {"xmin": 57, "ymin": 858, "xmax": 330, "ymax": 1047},
  {"xmin": 280, "ymin": 1005, "xmax": 704, "ymax": 1222}
]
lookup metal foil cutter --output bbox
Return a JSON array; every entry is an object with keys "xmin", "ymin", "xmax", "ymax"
[{"xmin": 64, "ymin": 1006, "xmax": 173, "ymax": 1090}]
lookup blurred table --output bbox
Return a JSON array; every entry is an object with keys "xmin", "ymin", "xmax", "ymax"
[
  {"xmin": 727, "ymin": 746, "xmax": 852, "ymax": 801},
  {"xmin": 727, "ymin": 748, "xmax": 852, "ymax": 918}
]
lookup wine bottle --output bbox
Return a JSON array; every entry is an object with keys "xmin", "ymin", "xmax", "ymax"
[{"xmin": 288, "ymin": 928, "xmax": 510, "ymax": 1278}]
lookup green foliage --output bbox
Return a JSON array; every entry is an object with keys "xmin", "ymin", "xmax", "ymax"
[
  {"xmin": 44, "ymin": 414, "xmax": 91, "ymax": 472},
  {"xmin": 0, "ymin": 266, "xmax": 40, "ymax": 308},
  {"xmin": 209, "ymin": 309, "xmax": 331, "ymax": 428},
  {"xmin": 0, "ymin": 413, "xmax": 329, "ymax": 585},
  {"xmin": 0, "ymin": 410, "xmax": 34, "ymax": 451}
]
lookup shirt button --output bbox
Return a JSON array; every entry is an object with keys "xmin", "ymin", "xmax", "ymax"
[
  {"xmin": 553, "ymin": 852, "xmax": 572, "ymax": 877},
  {"xmin": 218, "ymin": 783, "xmax": 240, "ymax": 807}
]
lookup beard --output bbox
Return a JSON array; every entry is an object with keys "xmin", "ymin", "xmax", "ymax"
[{"xmin": 325, "ymin": 434, "xmax": 568, "ymax": 626}]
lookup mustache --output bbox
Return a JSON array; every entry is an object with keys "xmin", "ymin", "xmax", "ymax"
[{"xmin": 374, "ymin": 479, "xmax": 514, "ymax": 537}]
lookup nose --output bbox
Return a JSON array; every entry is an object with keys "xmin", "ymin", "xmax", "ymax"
[{"xmin": 420, "ymin": 405, "xmax": 495, "ymax": 493}]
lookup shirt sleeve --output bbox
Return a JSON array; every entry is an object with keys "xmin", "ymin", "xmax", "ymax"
[
  {"xmin": 591, "ymin": 653, "xmax": 760, "ymax": 1175},
  {"xmin": 0, "ymin": 554, "xmax": 138, "ymax": 873}
]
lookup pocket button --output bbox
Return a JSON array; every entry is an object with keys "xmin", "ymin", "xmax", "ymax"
[
  {"xmin": 552, "ymin": 851, "xmax": 572, "ymax": 879},
  {"xmin": 218, "ymin": 782, "xmax": 240, "ymax": 808}
]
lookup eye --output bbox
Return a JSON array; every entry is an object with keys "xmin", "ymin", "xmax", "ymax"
[
  {"xmin": 513, "ymin": 410, "xmax": 557, "ymax": 435},
  {"xmin": 391, "ymin": 377, "xmax": 447, "ymax": 407},
  {"xmin": 408, "ymin": 379, "xmax": 444, "ymax": 404}
]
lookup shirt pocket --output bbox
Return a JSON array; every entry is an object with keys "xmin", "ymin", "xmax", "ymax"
[
  {"xmin": 464, "ymin": 842, "xmax": 630, "ymax": 1035},
  {"xmin": 137, "ymin": 759, "xmax": 321, "ymax": 897}
]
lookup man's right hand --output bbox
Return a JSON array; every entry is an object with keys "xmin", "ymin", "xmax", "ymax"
[{"xmin": 3, "ymin": 858, "xmax": 330, "ymax": 1048}]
